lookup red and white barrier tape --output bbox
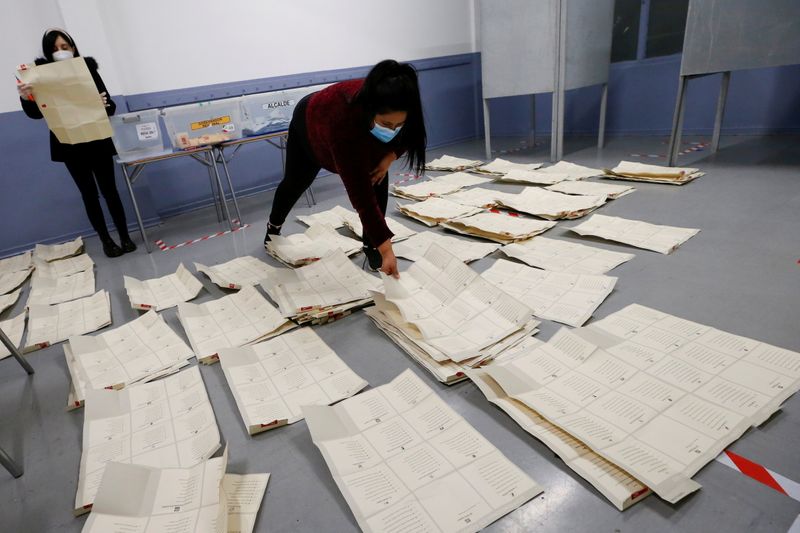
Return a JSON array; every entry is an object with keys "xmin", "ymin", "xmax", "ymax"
[
  {"xmin": 155, "ymin": 222, "xmax": 250, "ymax": 252},
  {"xmin": 491, "ymin": 140, "xmax": 542, "ymax": 155},
  {"xmin": 715, "ymin": 449, "xmax": 800, "ymax": 502},
  {"xmin": 630, "ymin": 141, "xmax": 710, "ymax": 160}
]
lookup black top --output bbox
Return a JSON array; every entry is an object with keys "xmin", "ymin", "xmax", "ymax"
[{"xmin": 20, "ymin": 56, "xmax": 117, "ymax": 163}]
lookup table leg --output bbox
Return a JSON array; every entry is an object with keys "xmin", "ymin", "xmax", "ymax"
[
  {"xmin": 208, "ymin": 150, "xmax": 234, "ymax": 230},
  {"xmin": 217, "ymin": 147, "xmax": 243, "ymax": 225},
  {"xmin": 0, "ymin": 445, "xmax": 23, "ymax": 478}
]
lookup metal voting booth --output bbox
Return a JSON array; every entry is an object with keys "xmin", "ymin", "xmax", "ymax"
[
  {"xmin": 479, "ymin": 0, "xmax": 615, "ymax": 162},
  {"xmin": 667, "ymin": 0, "xmax": 800, "ymax": 166}
]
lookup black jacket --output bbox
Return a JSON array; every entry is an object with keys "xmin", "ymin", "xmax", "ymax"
[{"xmin": 20, "ymin": 56, "xmax": 117, "ymax": 163}]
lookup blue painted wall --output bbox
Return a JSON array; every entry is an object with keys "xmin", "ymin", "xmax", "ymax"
[{"xmin": 1, "ymin": 52, "xmax": 799, "ymax": 257}]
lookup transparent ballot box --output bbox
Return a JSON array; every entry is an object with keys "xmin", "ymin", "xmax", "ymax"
[
  {"xmin": 162, "ymin": 98, "xmax": 244, "ymax": 149},
  {"xmin": 240, "ymin": 85, "xmax": 324, "ymax": 136},
  {"xmin": 109, "ymin": 109, "xmax": 166, "ymax": 158}
]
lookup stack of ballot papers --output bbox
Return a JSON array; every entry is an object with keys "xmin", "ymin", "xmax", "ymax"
[
  {"xmin": 494, "ymin": 188, "xmax": 607, "ymax": 220},
  {"xmin": 393, "ymin": 230, "xmax": 501, "ymax": 263},
  {"xmin": 124, "ymin": 263, "xmax": 204, "ymax": 311},
  {"xmin": 494, "ymin": 169, "xmax": 573, "ymax": 185},
  {"xmin": 441, "ymin": 211, "xmax": 556, "ymax": 244},
  {"xmin": 260, "ymin": 250, "xmax": 381, "ymax": 325},
  {"xmin": 195, "ymin": 256, "xmax": 277, "ymax": 290},
  {"xmin": 32, "ymin": 252, "xmax": 93, "ymax": 278},
  {"xmin": 472, "ymin": 304, "xmax": 800, "ymax": 505},
  {"xmin": 470, "ymin": 157, "xmax": 543, "ymax": 176},
  {"xmin": 546, "ymin": 180, "xmax": 635, "ymax": 199},
  {"xmin": 482, "ymin": 259, "xmax": 617, "ymax": 327},
  {"xmin": 33, "ymin": 236, "xmax": 84, "ymax": 262},
  {"xmin": 0, "ymin": 312, "xmax": 26, "ymax": 360},
  {"xmin": 24, "ymin": 290, "xmax": 111, "ymax": 352},
  {"xmin": 0, "ymin": 288, "xmax": 22, "ymax": 314},
  {"xmin": 0, "ymin": 267, "xmax": 32, "ymax": 295},
  {"xmin": 501, "ymin": 237, "xmax": 635, "ymax": 274},
  {"xmin": 425, "ymin": 154, "xmax": 483, "ymax": 171},
  {"xmin": 603, "ymin": 160, "xmax": 704, "ymax": 185},
  {"xmin": 296, "ymin": 205, "xmax": 353, "ymax": 228},
  {"xmin": 265, "ymin": 224, "xmax": 362, "ymax": 267},
  {"xmin": 178, "ymin": 286, "xmax": 296, "ymax": 364},
  {"xmin": 0, "ymin": 250, "xmax": 32, "ymax": 275},
  {"xmin": 445, "ymin": 187, "xmax": 501, "ymax": 208},
  {"xmin": 392, "ymin": 172, "xmax": 493, "ymax": 200},
  {"xmin": 28, "ymin": 269, "xmax": 95, "ymax": 306},
  {"xmin": 75, "ymin": 366, "xmax": 222, "ymax": 514},
  {"xmin": 542, "ymin": 161, "xmax": 604, "ymax": 180},
  {"xmin": 217, "ymin": 328, "xmax": 368, "ymax": 434},
  {"xmin": 396, "ymin": 197, "xmax": 482, "ymax": 226},
  {"xmin": 298, "ymin": 205, "xmax": 417, "ymax": 242},
  {"xmin": 303, "ymin": 369, "xmax": 543, "ymax": 533},
  {"xmin": 64, "ymin": 310, "xmax": 194, "ymax": 408},
  {"xmin": 570, "ymin": 214, "xmax": 700, "ymax": 254},
  {"xmin": 467, "ymin": 328, "xmax": 652, "ymax": 511},
  {"xmin": 368, "ymin": 244, "xmax": 541, "ymax": 383}
]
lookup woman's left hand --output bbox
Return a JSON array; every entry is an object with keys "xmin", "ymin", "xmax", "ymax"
[
  {"xmin": 370, "ymin": 152, "xmax": 396, "ymax": 185},
  {"xmin": 100, "ymin": 91, "xmax": 110, "ymax": 107}
]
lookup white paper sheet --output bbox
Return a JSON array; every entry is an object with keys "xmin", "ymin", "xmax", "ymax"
[
  {"xmin": 546, "ymin": 180, "xmax": 635, "ymax": 199},
  {"xmin": 494, "ymin": 188, "xmax": 606, "ymax": 220},
  {"xmin": 296, "ymin": 205, "xmax": 352, "ymax": 228},
  {"xmin": 28, "ymin": 269, "xmax": 95, "ymax": 306},
  {"xmin": 482, "ymin": 259, "xmax": 617, "ymax": 327},
  {"xmin": 604, "ymin": 161, "xmax": 704, "ymax": 185},
  {"xmin": 471, "ymin": 158, "xmax": 543, "ymax": 176},
  {"xmin": 444, "ymin": 187, "xmax": 501, "ymax": 208},
  {"xmin": 218, "ymin": 328, "xmax": 368, "ymax": 434},
  {"xmin": 25, "ymin": 290, "xmax": 111, "ymax": 352},
  {"xmin": 0, "ymin": 312, "xmax": 26, "ymax": 360},
  {"xmin": 501, "ymin": 237, "xmax": 635, "ymax": 275},
  {"xmin": 393, "ymin": 231, "xmax": 500, "ymax": 263},
  {"xmin": 33, "ymin": 236, "xmax": 84, "ymax": 262},
  {"xmin": 392, "ymin": 172, "xmax": 493, "ymax": 200},
  {"xmin": 539, "ymin": 161, "xmax": 603, "ymax": 180},
  {"xmin": 425, "ymin": 154, "xmax": 483, "ymax": 171},
  {"xmin": 223, "ymin": 473, "xmax": 269, "ymax": 533},
  {"xmin": 0, "ymin": 268, "xmax": 32, "ymax": 295},
  {"xmin": 0, "ymin": 287, "xmax": 22, "ymax": 314},
  {"xmin": 495, "ymin": 169, "xmax": 573, "ymax": 185},
  {"xmin": 75, "ymin": 366, "xmax": 222, "ymax": 514},
  {"xmin": 441, "ymin": 211, "xmax": 556, "ymax": 244},
  {"xmin": 0, "ymin": 251, "xmax": 32, "ymax": 275},
  {"xmin": 396, "ymin": 198, "xmax": 482, "ymax": 227},
  {"xmin": 338, "ymin": 210, "xmax": 417, "ymax": 243},
  {"xmin": 303, "ymin": 369, "xmax": 543, "ymax": 533},
  {"xmin": 177, "ymin": 286, "xmax": 296, "ymax": 364},
  {"xmin": 195, "ymin": 256, "xmax": 278, "ymax": 290},
  {"xmin": 124, "ymin": 263, "xmax": 204, "ymax": 311},
  {"xmin": 266, "ymin": 225, "xmax": 362, "ymax": 267},
  {"xmin": 32, "ymin": 253, "xmax": 94, "ymax": 278},
  {"xmin": 570, "ymin": 214, "xmax": 700, "ymax": 254}
]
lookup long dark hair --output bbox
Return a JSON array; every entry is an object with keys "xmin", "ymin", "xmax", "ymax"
[
  {"xmin": 356, "ymin": 60, "xmax": 426, "ymax": 176},
  {"xmin": 40, "ymin": 29, "xmax": 80, "ymax": 63}
]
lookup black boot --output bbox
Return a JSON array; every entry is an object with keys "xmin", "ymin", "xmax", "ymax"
[
  {"xmin": 263, "ymin": 222, "xmax": 282, "ymax": 248},
  {"xmin": 120, "ymin": 235, "xmax": 137, "ymax": 253},
  {"xmin": 102, "ymin": 238, "xmax": 124, "ymax": 258},
  {"xmin": 362, "ymin": 246, "xmax": 382, "ymax": 272}
]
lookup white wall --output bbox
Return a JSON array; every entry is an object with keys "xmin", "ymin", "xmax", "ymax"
[{"xmin": 56, "ymin": 0, "xmax": 476, "ymax": 99}]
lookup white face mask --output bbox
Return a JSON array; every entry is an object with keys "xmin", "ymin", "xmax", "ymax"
[{"xmin": 52, "ymin": 50, "xmax": 74, "ymax": 61}]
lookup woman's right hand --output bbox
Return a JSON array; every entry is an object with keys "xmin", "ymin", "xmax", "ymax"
[
  {"xmin": 17, "ymin": 82, "xmax": 34, "ymax": 100},
  {"xmin": 377, "ymin": 239, "xmax": 400, "ymax": 279}
]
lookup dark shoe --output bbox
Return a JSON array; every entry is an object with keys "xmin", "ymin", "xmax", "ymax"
[
  {"xmin": 263, "ymin": 222, "xmax": 281, "ymax": 247},
  {"xmin": 120, "ymin": 237, "xmax": 137, "ymax": 253},
  {"xmin": 102, "ymin": 240, "xmax": 124, "ymax": 258},
  {"xmin": 363, "ymin": 246, "xmax": 382, "ymax": 272}
]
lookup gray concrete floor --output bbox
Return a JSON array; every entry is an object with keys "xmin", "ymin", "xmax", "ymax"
[{"xmin": 1, "ymin": 134, "xmax": 799, "ymax": 532}]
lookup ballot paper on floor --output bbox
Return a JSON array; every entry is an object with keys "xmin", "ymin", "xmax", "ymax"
[
  {"xmin": 296, "ymin": 205, "xmax": 352, "ymax": 228},
  {"xmin": 0, "ymin": 268, "xmax": 32, "ymax": 295},
  {"xmin": 81, "ymin": 451, "xmax": 228, "ymax": 533},
  {"xmin": 217, "ymin": 328, "xmax": 368, "ymax": 435},
  {"xmin": 570, "ymin": 214, "xmax": 700, "ymax": 254},
  {"xmin": 425, "ymin": 154, "xmax": 483, "ymax": 171},
  {"xmin": 25, "ymin": 290, "xmax": 111, "ymax": 352},
  {"xmin": 482, "ymin": 259, "xmax": 616, "ymax": 327},
  {"xmin": 265, "ymin": 224, "xmax": 362, "ymax": 267},
  {"xmin": 494, "ymin": 169, "xmax": 574, "ymax": 185},
  {"xmin": 75, "ymin": 366, "xmax": 221, "ymax": 514},
  {"xmin": 0, "ymin": 288, "xmax": 22, "ymax": 314},
  {"xmin": 303, "ymin": 369, "xmax": 543, "ymax": 533},
  {"xmin": 445, "ymin": 187, "xmax": 501, "ymax": 208},
  {"xmin": 259, "ymin": 250, "xmax": 381, "ymax": 324},
  {"xmin": 224, "ymin": 473, "xmax": 269, "ymax": 533},
  {"xmin": 28, "ymin": 269, "xmax": 95, "ymax": 306},
  {"xmin": 501, "ymin": 237, "xmax": 635, "ymax": 275},
  {"xmin": 195, "ymin": 256, "xmax": 278, "ymax": 291},
  {"xmin": 494, "ymin": 188, "xmax": 607, "ymax": 220},
  {"xmin": 392, "ymin": 172, "xmax": 493, "ymax": 200},
  {"xmin": 338, "ymin": 209, "xmax": 417, "ymax": 243},
  {"xmin": 393, "ymin": 230, "xmax": 500, "ymax": 263},
  {"xmin": 0, "ymin": 251, "xmax": 32, "ymax": 275},
  {"xmin": 67, "ymin": 310, "xmax": 194, "ymax": 397},
  {"xmin": 33, "ymin": 236, "xmax": 84, "ymax": 262},
  {"xmin": 603, "ymin": 161, "xmax": 704, "ymax": 185},
  {"xmin": 0, "ymin": 312, "xmax": 26, "ymax": 360},
  {"xmin": 441, "ymin": 211, "xmax": 556, "ymax": 244},
  {"xmin": 396, "ymin": 197, "xmax": 482, "ymax": 226},
  {"xmin": 540, "ymin": 161, "xmax": 604, "ymax": 180},
  {"xmin": 470, "ymin": 158, "xmax": 543, "ymax": 176},
  {"xmin": 485, "ymin": 305, "xmax": 800, "ymax": 504},
  {"xmin": 546, "ymin": 180, "xmax": 635, "ymax": 200},
  {"xmin": 124, "ymin": 263, "xmax": 204, "ymax": 311},
  {"xmin": 466, "ymin": 329, "xmax": 652, "ymax": 511},
  {"xmin": 177, "ymin": 285, "xmax": 296, "ymax": 364},
  {"xmin": 32, "ymin": 253, "xmax": 94, "ymax": 278}
]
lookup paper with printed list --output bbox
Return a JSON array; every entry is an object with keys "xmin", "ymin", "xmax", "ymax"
[
  {"xmin": 265, "ymin": 224, "xmax": 362, "ymax": 267},
  {"xmin": 218, "ymin": 327, "xmax": 368, "ymax": 435},
  {"xmin": 195, "ymin": 256, "xmax": 277, "ymax": 290},
  {"xmin": 396, "ymin": 198, "xmax": 482, "ymax": 227},
  {"xmin": 501, "ymin": 237, "xmax": 634, "ymax": 275},
  {"xmin": 441, "ymin": 211, "xmax": 556, "ymax": 244},
  {"xmin": 546, "ymin": 180, "xmax": 635, "ymax": 200},
  {"xmin": 303, "ymin": 369, "xmax": 543, "ymax": 533},
  {"xmin": 25, "ymin": 290, "xmax": 111, "ymax": 352},
  {"xmin": 75, "ymin": 366, "xmax": 222, "ymax": 514},
  {"xmin": 425, "ymin": 154, "xmax": 483, "ymax": 171},
  {"xmin": 124, "ymin": 263, "xmax": 204, "ymax": 311},
  {"xmin": 494, "ymin": 188, "xmax": 606, "ymax": 220},
  {"xmin": 28, "ymin": 269, "xmax": 95, "ymax": 306},
  {"xmin": 603, "ymin": 161, "xmax": 704, "ymax": 185},
  {"xmin": 492, "ymin": 304, "xmax": 800, "ymax": 504},
  {"xmin": 570, "ymin": 214, "xmax": 699, "ymax": 254},
  {"xmin": 33, "ymin": 236, "xmax": 84, "ymax": 262},
  {"xmin": 393, "ymin": 230, "xmax": 500, "ymax": 263},
  {"xmin": 32, "ymin": 253, "xmax": 94, "ymax": 278},
  {"xmin": 392, "ymin": 172, "xmax": 493, "ymax": 200},
  {"xmin": 298, "ymin": 205, "xmax": 416, "ymax": 242},
  {"xmin": 470, "ymin": 157, "xmax": 542, "ymax": 176},
  {"xmin": 0, "ymin": 251, "xmax": 32, "ymax": 275},
  {"xmin": 0, "ymin": 268, "xmax": 31, "ymax": 295}
]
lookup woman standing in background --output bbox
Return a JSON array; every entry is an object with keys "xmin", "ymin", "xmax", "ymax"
[{"xmin": 17, "ymin": 29, "xmax": 136, "ymax": 257}]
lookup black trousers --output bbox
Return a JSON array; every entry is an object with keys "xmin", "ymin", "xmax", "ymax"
[
  {"xmin": 268, "ymin": 94, "xmax": 388, "ymax": 248},
  {"xmin": 63, "ymin": 155, "xmax": 129, "ymax": 242}
]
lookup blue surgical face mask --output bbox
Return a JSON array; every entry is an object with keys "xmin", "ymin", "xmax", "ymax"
[{"xmin": 370, "ymin": 122, "xmax": 402, "ymax": 143}]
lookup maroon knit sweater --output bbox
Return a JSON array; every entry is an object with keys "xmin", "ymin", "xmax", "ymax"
[{"xmin": 306, "ymin": 79, "xmax": 405, "ymax": 247}]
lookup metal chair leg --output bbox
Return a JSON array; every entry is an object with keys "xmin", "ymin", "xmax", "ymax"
[{"xmin": 0, "ymin": 445, "xmax": 23, "ymax": 478}]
